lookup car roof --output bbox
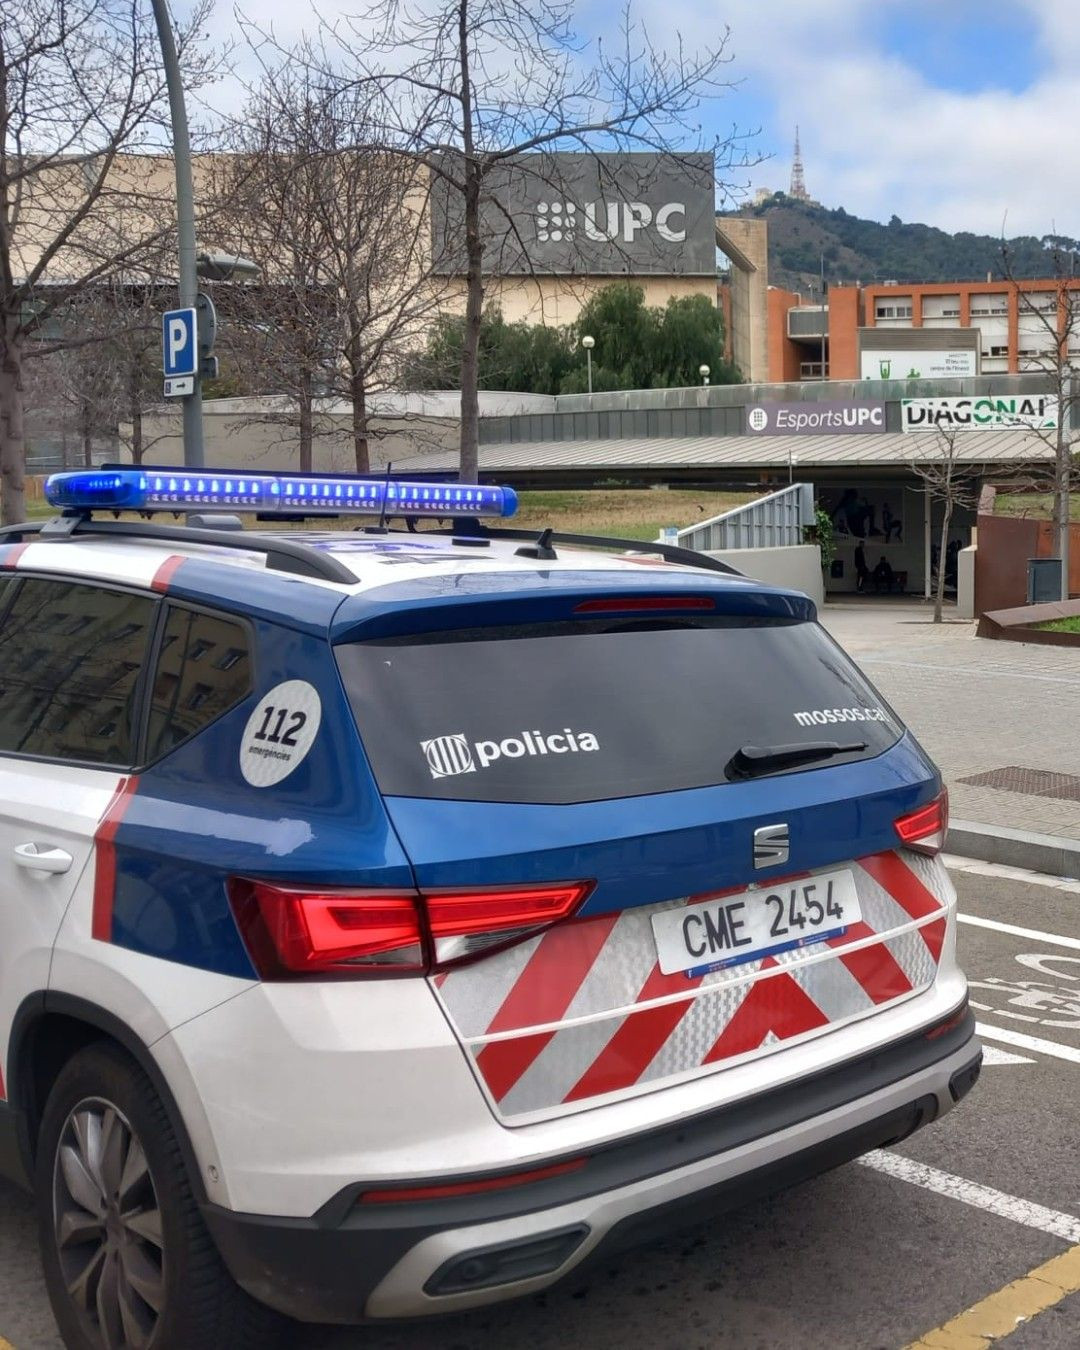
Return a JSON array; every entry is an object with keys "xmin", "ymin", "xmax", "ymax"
[{"xmin": 0, "ymin": 525, "xmax": 811, "ymax": 636}]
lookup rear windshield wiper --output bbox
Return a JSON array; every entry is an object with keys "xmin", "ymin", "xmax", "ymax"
[{"xmin": 725, "ymin": 740, "xmax": 868, "ymax": 781}]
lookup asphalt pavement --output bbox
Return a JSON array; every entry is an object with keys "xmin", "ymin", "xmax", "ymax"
[{"xmin": 4, "ymin": 860, "xmax": 1080, "ymax": 1350}]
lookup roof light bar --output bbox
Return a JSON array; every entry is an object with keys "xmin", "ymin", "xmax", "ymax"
[{"xmin": 43, "ymin": 469, "xmax": 519, "ymax": 519}]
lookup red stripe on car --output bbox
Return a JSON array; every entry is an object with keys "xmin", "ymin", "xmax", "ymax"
[
  {"xmin": 561, "ymin": 962, "xmax": 704, "ymax": 1102},
  {"xmin": 833, "ymin": 923, "xmax": 913, "ymax": 1004},
  {"xmin": 702, "ymin": 970, "xmax": 830, "ymax": 1064},
  {"xmin": 859, "ymin": 851, "xmax": 943, "ymax": 921},
  {"xmin": 0, "ymin": 542, "xmax": 29, "ymax": 569},
  {"xmin": 151, "ymin": 555, "xmax": 184, "ymax": 593},
  {"xmin": 91, "ymin": 777, "xmax": 140, "ymax": 942},
  {"xmin": 484, "ymin": 914, "xmax": 618, "ymax": 1035}
]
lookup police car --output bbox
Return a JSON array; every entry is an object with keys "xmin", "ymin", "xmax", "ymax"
[{"xmin": 0, "ymin": 468, "xmax": 979, "ymax": 1350}]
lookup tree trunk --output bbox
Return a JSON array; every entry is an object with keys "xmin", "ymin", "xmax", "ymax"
[
  {"xmin": 81, "ymin": 400, "xmax": 93, "ymax": 467},
  {"xmin": 934, "ymin": 498, "xmax": 953, "ymax": 624},
  {"xmin": 129, "ymin": 367, "xmax": 144, "ymax": 465},
  {"xmin": 458, "ymin": 168, "xmax": 483, "ymax": 485},
  {"xmin": 351, "ymin": 366, "xmax": 369, "ymax": 475},
  {"xmin": 298, "ymin": 366, "xmax": 313, "ymax": 474},
  {"xmin": 0, "ymin": 312, "xmax": 27, "ymax": 526}
]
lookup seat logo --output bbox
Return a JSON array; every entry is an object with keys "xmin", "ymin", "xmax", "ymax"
[
  {"xmin": 754, "ymin": 823, "xmax": 790, "ymax": 869},
  {"xmin": 421, "ymin": 733, "xmax": 477, "ymax": 778}
]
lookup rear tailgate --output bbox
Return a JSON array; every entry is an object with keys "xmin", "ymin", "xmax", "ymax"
[{"xmin": 335, "ymin": 584, "xmax": 952, "ymax": 1122}]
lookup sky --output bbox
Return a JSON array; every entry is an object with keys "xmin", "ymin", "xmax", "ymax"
[{"xmin": 187, "ymin": 0, "xmax": 1075, "ymax": 238}]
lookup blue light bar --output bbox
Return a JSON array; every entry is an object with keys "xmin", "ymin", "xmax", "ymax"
[{"xmin": 44, "ymin": 469, "xmax": 519, "ymax": 519}]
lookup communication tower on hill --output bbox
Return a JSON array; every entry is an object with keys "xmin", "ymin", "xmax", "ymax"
[{"xmin": 790, "ymin": 127, "xmax": 809, "ymax": 202}]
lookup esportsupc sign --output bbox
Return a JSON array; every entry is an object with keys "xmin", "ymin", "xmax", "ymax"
[
  {"xmin": 745, "ymin": 401, "xmax": 887, "ymax": 435},
  {"xmin": 430, "ymin": 151, "xmax": 716, "ymax": 277}
]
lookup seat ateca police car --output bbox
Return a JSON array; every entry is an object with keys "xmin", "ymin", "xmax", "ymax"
[{"xmin": 0, "ymin": 468, "xmax": 979, "ymax": 1349}]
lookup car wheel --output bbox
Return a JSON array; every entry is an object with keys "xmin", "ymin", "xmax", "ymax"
[{"xmin": 36, "ymin": 1041, "xmax": 284, "ymax": 1350}]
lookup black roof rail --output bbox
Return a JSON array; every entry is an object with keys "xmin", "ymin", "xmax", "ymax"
[
  {"xmin": 0, "ymin": 517, "xmax": 356, "ymax": 584},
  {"xmin": 435, "ymin": 523, "xmax": 743, "ymax": 576}
]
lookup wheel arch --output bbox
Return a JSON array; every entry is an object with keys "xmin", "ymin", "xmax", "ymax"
[{"xmin": 6, "ymin": 991, "xmax": 210, "ymax": 1205}]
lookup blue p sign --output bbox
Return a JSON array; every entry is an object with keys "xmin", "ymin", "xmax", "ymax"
[{"xmin": 162, "ymin": 307, "xmax": 197, "ymax": 378}]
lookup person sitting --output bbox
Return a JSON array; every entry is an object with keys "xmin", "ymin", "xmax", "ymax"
[{"xmin": 873, "ymin": 555, "xmax": 896, "ymax": 592}]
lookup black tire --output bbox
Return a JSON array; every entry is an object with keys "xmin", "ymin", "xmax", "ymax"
[{"xmin": 35, "ymin": 1040, "xmax": 286, "ymax": 1350}]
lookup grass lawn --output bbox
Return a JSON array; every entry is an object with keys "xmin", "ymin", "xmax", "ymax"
[
  {"xmin": 1036, "ymin": 616, "xmax": 1080, "ymax": 633},
  {"xmin": 512, "ymin": 489, "xmax": 754, "ymax": 541},
  {"xmin": 996, "ymin": 493, "xmax": 1080, "ymax": 521},
  {"xmin": 7, "ymin": 486, "xmax": 755, "ymax": 540}
]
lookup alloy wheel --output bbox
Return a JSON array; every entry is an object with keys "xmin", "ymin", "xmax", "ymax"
[{"xmin": 52, "ymin": 1096, "xmax": 166, "ymax": 1350}]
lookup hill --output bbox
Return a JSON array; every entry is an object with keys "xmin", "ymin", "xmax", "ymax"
[{"xmin": 723, "ymin": 194, "xmax": 1078, "ymax": 295}]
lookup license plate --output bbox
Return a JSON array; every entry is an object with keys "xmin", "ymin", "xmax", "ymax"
[{"xmin": 651, "ymin": 869, "xmax": 862, "ymax": 977}]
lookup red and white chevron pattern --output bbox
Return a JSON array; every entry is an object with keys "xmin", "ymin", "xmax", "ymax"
[{"xmin": 432, "ymin": 849, "xmax": 951, "ymax": 1120}]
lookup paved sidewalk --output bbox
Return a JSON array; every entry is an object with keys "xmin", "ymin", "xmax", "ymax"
[{"xmin": 821, "ymin": 599, "xmax": 1080, "ymax": 842}]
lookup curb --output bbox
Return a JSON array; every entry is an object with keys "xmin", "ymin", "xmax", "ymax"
[{"xmin": 946, "ymin": 818, "xmax": 1080, "ymax": 880}]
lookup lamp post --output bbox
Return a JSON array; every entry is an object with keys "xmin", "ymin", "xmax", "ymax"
[
  {"xmin": 581, "ymin": 334, "xmax": 595, "ymax": 394},
  {"xmin": 699, "ymin": 363, "xmax": 710, "ymax": 387},
  {"xmin": 150, "ymin": 0, "xmax": 203, "ymax": 468}
]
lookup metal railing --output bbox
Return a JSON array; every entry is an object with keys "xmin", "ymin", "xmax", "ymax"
[{"xmin": 669, "ymin": 483, "xmax": 815, "ymax": 552}]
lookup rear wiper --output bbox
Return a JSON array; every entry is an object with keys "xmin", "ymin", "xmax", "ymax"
[{"xmin": 725, "ymin": 740, "xmax": 868, "ymax": 781}]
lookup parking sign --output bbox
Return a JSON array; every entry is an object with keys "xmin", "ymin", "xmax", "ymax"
[{"xmin": 162, "ymin": 307, "xmax": 197, "ymax": 381}]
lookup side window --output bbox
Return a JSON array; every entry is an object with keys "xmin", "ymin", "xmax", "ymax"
[
  {"xmin": 0, "ymin": 578, "xmax": 155, "ymax": 765},
  {"xmin": 146, "ymin": 604, "xmax": 252, "ymax": 760}
]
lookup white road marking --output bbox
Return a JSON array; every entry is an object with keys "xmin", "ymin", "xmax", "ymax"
[
  {"xmin": 981, "ymin": 1044, "xmax": 1035, "ymax": 1065},
  {"xmin": 858, "ymin": 1150, "xmax": 1080, "ymax": 1243},
  {"xmin": 957, "ymin": 913, "xmax": 1080, "ymax": 951},
  {"xmin": 944, "ymin": 854, "xmax": 1080, "ymax": 895},
  {"xmin": 976, "ymin": 1021, "xmax": 1080, "ymax": 1066},
  {"xmin": 864, "ymin": 657, "xmax": 1080, "ymax": 687}
]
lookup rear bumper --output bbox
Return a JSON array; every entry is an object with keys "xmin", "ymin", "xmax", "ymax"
[{"xmin": 202, "ymin": 1005, "xmax": 980, "ymax": 1323}]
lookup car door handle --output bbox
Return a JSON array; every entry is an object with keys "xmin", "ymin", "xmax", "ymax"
[{"xmin": 13, "ymin": 843, "xmax": 74, "ymax": 875}]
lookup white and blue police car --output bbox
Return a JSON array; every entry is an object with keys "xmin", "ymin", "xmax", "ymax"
[{"xmin": 0, "ymin": 468, "xmax": 979, "ymax": 1350}]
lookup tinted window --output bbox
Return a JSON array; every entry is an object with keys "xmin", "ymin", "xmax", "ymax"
[
  {"xmin": 146, "ymin": 605, "xmax": 252, "ymax": 760},
  {"xmin": 337, "ymin": 618, "xmax": 903, "ymax": 805},
  {"xmin": 0, "ymin": 578, "xmax": 154, "ymax": 765}
]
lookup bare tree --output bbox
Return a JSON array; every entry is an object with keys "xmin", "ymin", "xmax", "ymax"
[
  {"xmin": 910, "ymin": 424, "xmax": 980, "ymax": 623},
  {"xmin": 210, "ymin": 59, "xmax": 442, "ymax": 473},
  {"xmin": 1000, "ymin": 240, "xmax": 1080, "ymax": 599},
  {"xmin": 301, "ymin": 0, "xmax": 752, "ymax": 481},
  {"xmin": 0, "ymin": 0, "xmax": 214, "ymax": 524}
]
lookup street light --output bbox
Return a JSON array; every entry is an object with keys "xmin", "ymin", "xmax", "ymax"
[
  {"xmin": 581, "ymin": 334, "xmax": 595, "ymax": 394},
  {"xmin": 699, "ymin": 363, "xmax": 710, "ymax": 387},
  {"xmin": 196, "ymin": 252, "xmax": 261, "ymax": 283}
]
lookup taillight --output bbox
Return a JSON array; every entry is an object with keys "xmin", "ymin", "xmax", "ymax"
[
  {"xmin": 895, "ymin": 788, "xmax": 949, "ymax": 855},
  {"xmin": 228, "ymin": 878, "xmax": 592, "ymax": 978},
  {"xmin": 574, "ymin": 596, "xmax": 715, "ymax": 614}
]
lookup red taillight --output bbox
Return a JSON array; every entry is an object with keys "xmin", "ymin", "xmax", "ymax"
[
  {"xmin": 574, "ymin": 595, "xmax": 715, "ymax": 614},
  {"xmin": 357, "ymin": 1157, "xmax": 587, "ymax": 1205},
  {"xmin": 228, "ymin": 878, "xmax": 592, "ymax": 978},
  {"xmin": 895, "ymin": 789, "xmax": 949, "ymax": 855}
]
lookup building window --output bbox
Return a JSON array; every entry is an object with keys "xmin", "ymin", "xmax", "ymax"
[
  {"xmin": 875, "ymin": 302, "xmax": 913, "ymax": 320},
  {"xmin": 799, "ymin": 361, "xmax": 828, "ymax": 379}
]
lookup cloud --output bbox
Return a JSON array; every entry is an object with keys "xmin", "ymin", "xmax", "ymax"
[{"xmin": 181, "ymin": 0, "xmax": 1077, "ymax": 236}]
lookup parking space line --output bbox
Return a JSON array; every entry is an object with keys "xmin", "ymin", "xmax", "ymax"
[
  {"xmin": 857, "ymin": 1151, "xmax": 1080, "ymax": 1243},
  {"xmin": 976, "ymin": 1021, "xmax": 1080, "ymax": 1066},
  {"xmin": 904, "ymin": 1242, "xmax": 1080, "ymax": 1349},
  {"xmin": 958, "ymin": 914, "xmax": 1080, "ymax": 951}
]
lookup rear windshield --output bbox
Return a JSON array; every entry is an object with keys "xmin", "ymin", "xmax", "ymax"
[{"xmin": 336, "ymin": 617, "xmax": 903, "ymax": 805}]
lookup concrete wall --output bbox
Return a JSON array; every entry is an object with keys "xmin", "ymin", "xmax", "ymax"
[
  {"xmin": 705, "ymin": 544, "xmax": 824, "ymax": 607},
  {"xmin": 715, "ymin": 217, "xmax": 769, "ymax": 383},
  {"xmin": 957, "ymin": 545, "xmax": 976, "ymax": 620}
]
